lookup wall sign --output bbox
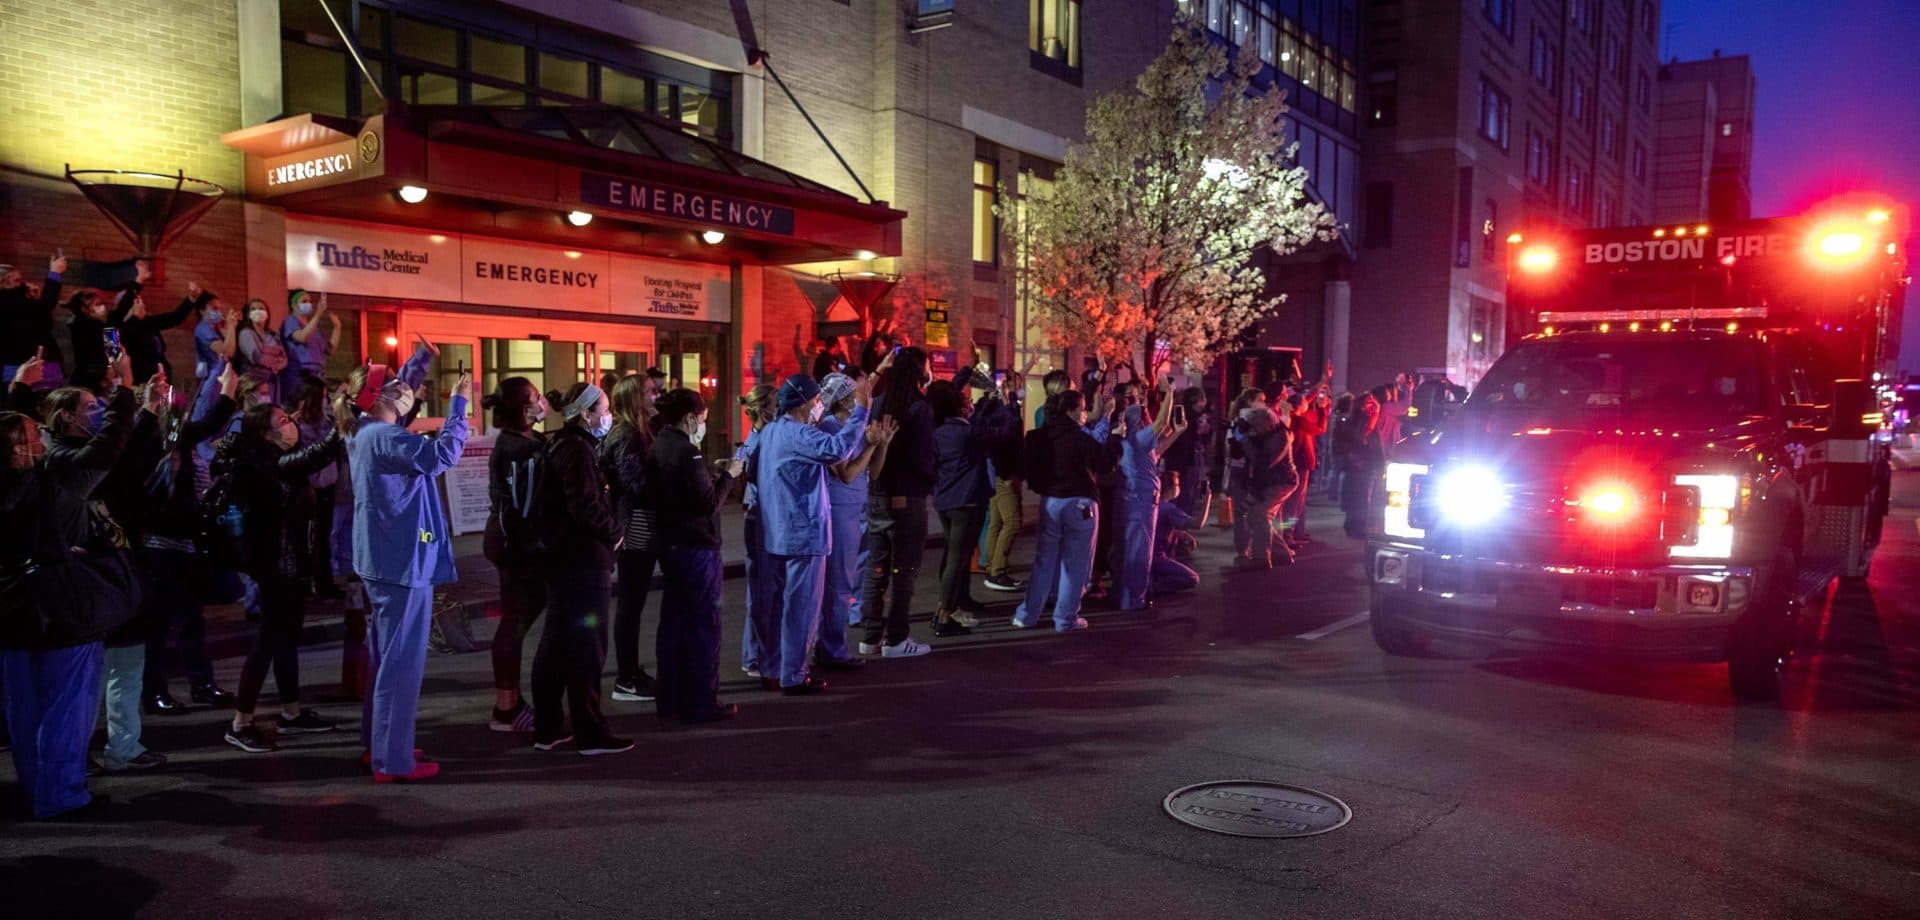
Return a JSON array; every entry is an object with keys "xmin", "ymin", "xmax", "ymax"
[
  {"xmin": 579, "ymin": 172, "xmax": 796, "ymax": 236},
  {"xmin": 923, "ymin": 299, "xmax": 950, "ymax": 348},
  {"xmin": 254, "ymin": 117, "xmax": 386, "ymax": 197},
  {"xmin": 286, "ymin": 216, "xmax": 731, "ymax": 322}
]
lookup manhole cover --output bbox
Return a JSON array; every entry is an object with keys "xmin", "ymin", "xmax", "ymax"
[{"xmin": 1163, "ymin": 780, "xmax": 1353, "ymax": 838}]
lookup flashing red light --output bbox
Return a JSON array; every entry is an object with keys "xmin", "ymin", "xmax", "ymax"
[
  {"xmin": 1517, "ymin": 245, "xmax": 1559, "ymax": 273},
  {"xmin": 1719, "ymin": 254, "xmax": 1737, "ymax": 266},
  {"xmin": 383, "ymin": 335, "xmax": 400, "ymax": 348},
  {"xmin": 1573, "ymin": 482, "xmax": 1638, "ymax": 523}
]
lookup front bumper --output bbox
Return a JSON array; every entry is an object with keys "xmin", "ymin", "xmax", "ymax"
[{"xmin": 1366, "ymin": 543, "xmax": 1755, "ymax": 662}]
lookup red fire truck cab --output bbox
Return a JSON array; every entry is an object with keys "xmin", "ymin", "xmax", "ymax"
[{"xmin": 1367, "ymin": 200, "xmax": 1909, "ymax": 700}]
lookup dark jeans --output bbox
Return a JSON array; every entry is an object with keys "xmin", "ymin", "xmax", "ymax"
[
  {"xmin": 235, "ymin": 575, "xmax": 304, "ymax": 714},
  {"xmin": 1341, "ymin": 464, "xmax": 1379, "ymax": 538},
  {"xmin": 860, "ymin": 494, "xmax": 929, "ymax": 646},
  {"xmin": 533, "ymin": 567, "xmax": 612, "ymax": 742},
  {"xmin": 309, "ymin": 485, "xmax": 337, "ymax": 588},
  {"xmin": 937, "ymin": 505, "xmax": 985, "ymax": 613},
  {"xmin": 490, "ymin": 564, "xmax": 547, "ymax": 693},
  {"xmin": 136, "ymin": 545, "xmax": 214, "ymax": 695},
  {"xmin": 613, "ymin": 549, "xmax": 658, "ymax": 683},
  {"xmin": 655, "ymin": 546, "xmax": 724, "ymax": 720}
]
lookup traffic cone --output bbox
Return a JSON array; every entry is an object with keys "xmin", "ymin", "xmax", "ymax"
[{"xmin": 1218, "ymin": 496, "xmax": 1235, "ymax": 527}]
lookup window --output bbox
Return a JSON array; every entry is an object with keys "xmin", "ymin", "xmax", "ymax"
[
  {"xmin": 1601, "ymin": 115, "xmax": 1619, "ymax": 156},
  {"xmin": 539, "ymin": 53, "xmax": 590, "ymax": 100},
  {"xmin": 1569, "ymin": 0, "xmax": 1591, "ymax": 35},
  {"xmin": 1483, "ymin": 0, "xmax": 1512, "ymax": 38},
  {"xmin": 1636, "ymin": 69, "xmax": 1651, "ymax": 112},
  {"xmin": 1641, "ymin": 0, "xmax": 1656, "ymax": 41},
  {"xmin": 1205, "ymin": 0, "xmax": 1227, "ymax": 33},
  {"xmin": 282, "ymin": 41, "xmax": 349, "ymax": 118},
  {"xmin": 1030, "ymin": 0, "xmax": 1081, "ymax": 70},
  {"xmin": 1231, "ymin": 0, "xmax": 1254, "ymax": 47},
  {"xmin": 1604, "ymin": 31, "xmax": 1621, "ymax": 76},
  {"xmin": 1597, "ymin": 194, "xmax": 1616, "ymax": 229},
  {"xmin": 1566, "ymin": 168, "xmax": 1585, "ymax": 216},
  {"xmin": 1371, "ymin": 69, "xmax": 1397, "ymax": 124},
  {"xmin": 973, "ymin": 158, "xmax": 998, "ymax": 265},
  {"xmin": 1530, "ymin": 29, "xmax": 1556, "ymax": 89},
  {"xmin": 1526, "ymin": 130, "xmax": 1553, "ymax": 186},
  {"xmin": 1721, "ymin": 122, "xmax": 1734, "ymax": 137},
  {"xmin": 1363, "ymin": 181, "xmax": 1393, "ymax": 248},
  {"xmin": 1570, "ymin": 78, "xmax": 1588, "ymax": 125},
  {"xmin": 1631, "ymin": 141, "xmax": 1648, "ymax": 182},
  {"xmin": 1477, "ymin": 79, "xmax": 1511, "ymax": 149},
  {"xmin": 1482, "ymin": 198, "xmax": 1498, "ymax": 259}
]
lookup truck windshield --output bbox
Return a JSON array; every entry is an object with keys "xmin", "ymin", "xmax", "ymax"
[{"xmin": 1467, "ymin": 337, "xmax": 1770, "ymax": 423}]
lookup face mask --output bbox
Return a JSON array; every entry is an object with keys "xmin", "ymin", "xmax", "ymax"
[
  {"xmin": 296, "ymin": 302, "xmax": 314, "ymax": 317},
  {"xmin": 589, "ymin": 414, "xmax": 612, "ymax": 439},
  {"xmin": 389, "ymin": 389, "xmax": 416, "ymax": 418},
  {"xmin": 807, "ymin": 401, "xmax": 826, "ymax": 424},
  {"xmin": 528, "ymin": 403, "xmax": 548, "ymax": 425},
  {"xmin": 275, "ymin": 422, "xmax": 300, "ymax": 446},
  {"xmin": 249, "ymin": 309, "xmax": 268, "ymax": 325},
  {"xmin": 693, "ymin": 421, "xmax": 707, "ymax": 444},
  {"xmin": 82, "ymin": 403, "xmax": 107, "ymax": 434}
]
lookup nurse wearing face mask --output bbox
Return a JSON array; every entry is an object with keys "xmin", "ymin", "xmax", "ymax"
[
  {"xmin": 279, "ymin": 289, "xmax": 340, "ymax": 398},
  {"xmin": 645, "ymin": 388, "xmax": 743, "ymax": 724},
  {"xmin": 235, "ymin": 299, "xmax": 290, "ymax": 404},
  {"xmin": 528, "ymin": 382, "xmax": 630, "ymax": 755},
  {"xmin": 342, "ymin": 359, "xmax": 470, "ymax": 781}
]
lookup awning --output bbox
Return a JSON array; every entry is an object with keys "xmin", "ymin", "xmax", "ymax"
[{"xmin": 221, "ymin": 103, "xmax": 904, "ymax": 266}]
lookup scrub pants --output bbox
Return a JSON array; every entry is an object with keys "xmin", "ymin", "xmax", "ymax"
[
  {"xmin": 137, "ymin": 546, "xmax": 214, "ymax": 697},
  {"xmin": 1151, "ymin": 554, "xmax": 1200, "ymax": 594},
  {"xmin": 820, "ymin": 501, "xmax": 865, "ymax": 661},
  {"xmin": 985, "ymin": 478, "xmax": 1021, "ymax": 579},
  {"xmin": 860, "ymin": 495, "xmax": 929, "ymax": 648},
  {"xmin": 937, "ymin": 505, "xmax": 986, "ymax": 613},
  {"xmin": 360, "ymin": 579, "xmax": 434, "ymax": 776},
  {"xmin": 3, "ymin": 643, "xmax": 104, "ymax": 819},
  {"xmin": 1014, "ymin": 496, "xmax": 1099, "ymax": 631},
  {"xmin": 101, "ymin": 644, "xmax": 148, "ymax": 769},
  {"xmin": 741, "ymin": 511, "xmax": 780, "ymax": 677},
  {"xmin": 655, "ymin": 546, "xmax": 724, "ymax": 721},
  {"xmin": 1113, "ymin": 491, "xmax": 1159, "ymax": 611},
  {"xmin": 532, "ymin": 567, "xmax": 613, "ymax": 745},
  {"xmin": 1247, "ymin": 485, "xmax": 1292, "ymax": 563},
  {"xmin": 613, "ymin": 549, "xmax": 658, "ymax": 684},
  {"xmin": 490, "ymin": 564, "xmax": 546, "ymax": 693},
  {"xmin": 770, "ymin": 553, "xmax": 828, "ymax": 688}
]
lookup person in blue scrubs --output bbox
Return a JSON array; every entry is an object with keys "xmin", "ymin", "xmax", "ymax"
[
  {"xmin": 1112, "ymin": 380, "xmax": 1181, "ymax": 611},
  {"xmin": 279, "ymin": 289, "xmax": 339, "ymax": 397},
  {"xmin": 736, "ymin": 385, "xmax": 779, "ymax": 684},
  {"xmin": 344, "ymin": 359, "xmax": 468, "ymax": 783},
  {"xmin": 814, "ymin": 372, "xmax": 893, "ymax": 670},
  {"xmin": 755, "ymin": 374, "xmax": 871, "ymax": 694}
]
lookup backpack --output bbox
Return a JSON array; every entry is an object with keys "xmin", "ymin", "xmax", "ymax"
[
  {"xmin": 498, "ymin": 443, "xmax": 548, "ymax": 557},
  {"xmin": 198, "ymin": 437, "xmax": 246, "ymax": 559}
]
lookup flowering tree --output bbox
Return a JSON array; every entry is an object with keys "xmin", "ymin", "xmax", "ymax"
[{"xmin": 1014, "ymin": 23, "xmax": 1335, "ymax": 378}]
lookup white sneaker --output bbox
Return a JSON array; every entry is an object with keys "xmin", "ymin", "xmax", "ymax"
[
  {"xmin": 881, "ymin": 638, "xmax": 931, "ymax": 658},
  {"xmin": 1056, "ymin": 617, "xmax": 1090, "ymax": 632},
  {"xmin": 1009, "ymin": 615, "xmax": 1033, "ymax": 629},
  {"xmin": 857, "ymin": 642, "xmax": 884, "ymax": 656}
]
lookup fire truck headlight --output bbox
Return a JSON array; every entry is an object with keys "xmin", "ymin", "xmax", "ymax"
[
  {"xmin": 1384, "ymin": 462, "xmax": 1428, "ymax": 540},
  {"xmin": 1669, "ymin": 474, "xmax": 1739, "ymax": 559},
  {"xmin": 1435, "ymin": 466, "xmax": 1506, "ymax": 527},
  {"xmin": 1517, "ymin": 245, "xmax": 1558, "ymax": 274}
]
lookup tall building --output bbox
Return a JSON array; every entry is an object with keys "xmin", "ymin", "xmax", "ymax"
[
  {"xmin": 1, "ymin": 0, "xmax": 1359, "ymax": 445},
  {"xmin": 1349, "ymin": 0, "xmax": 1664, "ymax": 389},
  {"xmin": 1653, "ymin": 52, "xmax": 1756, "ymax": 224}
]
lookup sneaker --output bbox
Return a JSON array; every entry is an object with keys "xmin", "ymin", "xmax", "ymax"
[
  {"xmin": 950, "ymin": 610, "xmax": 980, "ymax": 627},
  {"xmin": 984, "ymin": 575, "xmax": 1025, "ymax": 592},
  {"xmin": 931, "ymin": 619, "xmax": 971, "ymax": 638},
  {"xmin": 611, "ymin": 672, "xmax": 657, "ymax": 702},
  {"xmin": 101, "ymin": 750, "xmax": 168, "ymax": 772},
  {"xmin": 224, "ymin": 724, "xmax": 279, "ymax": 753},
  {"xmin": 277, "ymin": 709, "xmax": 337, "ymax": 735},
  {"xmin": 857, "ymin": 641, "xmax": 884, "ymax": 656},
  {"xmin": 361, "ymin": 748, "xmax": 430, "ymax": 773},
  {"xmin": 143, "ymin": 691, "xmax": 184, "ymax": 715},
  {"xmin": 578, "ymin": 736, "xmax": 635, "ymax": 756},
  {"xmin": 532, "ymin": 735, "xmax": 575, "ymax": 752},
  {"xmin": 780, "ymin": 678, "xmax": 829, "ymax": 696},
  {"xmin": 489, "ymin": 701, "xmax": 536, "ymax": 733},
  {"xmin": 881, "ymin": 638, "xmax": 932, "ymax": 659},
  {"xmin": 373, "ymin": 761, "xmax": 442, "ymax": 783},
  {"xmin": 742, "ymin": 667, "xmax": 763, "ymax": 678},
  {"xmin": 1009, "ymin": 614, "xmax": 1034, "ymax": 629},
  {"xmin": 1056, "ymin": 617, "xmax": 1091, "ymax": 633}
]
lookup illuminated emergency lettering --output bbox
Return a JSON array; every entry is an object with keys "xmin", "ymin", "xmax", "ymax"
[
  {"xmin": 1583, "ymin": 238, "xmax": 1706, "ymax": 263},
  {"xmin": 266, "ymin": 153, "xmax": 355, "ymax": 187}
]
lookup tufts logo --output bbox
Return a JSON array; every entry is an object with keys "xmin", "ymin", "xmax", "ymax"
[{"xmin": 316, "ymin": 242, "xmax": 430, "ymax": 275}]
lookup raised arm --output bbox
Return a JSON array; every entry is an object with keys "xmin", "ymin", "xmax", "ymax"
[{"xmin": 386, "ymin": 394, "xmax": 469, "ymax": 476}]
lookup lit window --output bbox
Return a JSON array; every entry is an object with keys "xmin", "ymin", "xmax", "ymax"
[
  {"xmin": 1030, "ymin": 0, "xmax": 1082, "ymax": 70},
  {"xmin": 1721, "ymin": 122, "xmax": 1733, "ymax": 137},
  {"xmin": 1636, "ymin": 69, "xmax": 1651, "ymax": 112},
  {"xmin": 1478, "ymin": 79, "xmax": 1510, "ymax": 150},
  {"xmin": 1530, "ymin": 30, "xmax": 1555, "ymax": 89},
  {"xmin": 1632, "ymin": 142, "xmax": 1648, "ymax": 181},
  {"xmin": 1483, "ymin": 0, "xmax": 1512, "ymax": 37},
  {"xmin": 973, "ymin": 159, "xmax": 999, "ymax": 265}
]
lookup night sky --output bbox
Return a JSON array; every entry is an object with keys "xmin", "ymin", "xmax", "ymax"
[{"xmin": 1661, "ymin": 0, "xmax": 1920, "ymax": 215}]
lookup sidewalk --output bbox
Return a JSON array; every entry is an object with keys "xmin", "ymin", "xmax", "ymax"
[{"xmin": 196, "ymin": 489, "xmax": 1351, "ymax": 661}]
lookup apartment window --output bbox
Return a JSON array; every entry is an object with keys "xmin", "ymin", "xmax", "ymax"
[
  {"xmin": 1526, "ymin": 130, "xmax": 1553, "ymax": 186},
  {"xmin": 1478, "ymin": 79, "xmax": 1511, "ymax": 149},
  {"xmin": 973, "ymin": 159, "xmax": 999, "ymax": 265},
  {"xmin": 1600, "ymin": 115, "xmax": 1618, "ymax": 155},
  {"xmin": 1259, "ymin": 6, "xmax": 1275, "ymax": 65},
  {"xmin": 1231, "ymin": 0, "xmax": 1254, "ymax": 47},
  {"xmin": 1483, "ymin": 0, "xmax": 1513, "ymax": 38},
  {"xmin": 1363, "ymin": 181, "xmax": 1393, "ymax": 248},
  {"xmin": 1530, "ymin": 30, "xmax": 1556, "ymax": 89},
  {"xmin": 1641, "ymin": 0, "xmax": 1656, "ymax": 41},
  {"xmin": 1205, "ymin": 0, "xmax": 1226, "ymax": 33},
  {"xmin": 1631, "ymin": 141, "xmax": 1648, "ymax": 182},
  {"xmin": 1597, "ymin": 194, "xmax": 1616, "ymax": 228},
  {"xmin": 1569, "ymin": 0, "xmax": 1591, "ymax": 35},
  {"xmin": 1566, "ymin": 168, "xmax": 1585, "ymax": 215},
  {"xmin": 1604, "ymin": 31, "xmax": 1621, "ymax": 76},
  {"xmin": 1636, "ymin": 68, "xmax": 1651, "ymax": 112},
  {"xmin": 1482, "ymin": 199, "xmax": 1498, "ymax": 259},
  {"xmin": 1030, "ymin": 0, "xmax": 1082, "ymax": 70},
  {"xmin": 1570, "ymin": 78, "xmax": 1588, "ymax": 125},
  {"xmin": 1371, "ymin": 69, "xmax": 1397, "ymax": 124}
]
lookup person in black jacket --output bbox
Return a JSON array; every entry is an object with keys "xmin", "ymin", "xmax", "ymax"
[
  {"xmin": 646, "ymin": 388, "xmax": 743, "ymax": 724},
  {"xmin": 859, "ymin": 347, "xmax": 938, "ymax": 658},
  {"xmin": 481, "ymin": 377, "xmax": 549, "ymax": 733},
  {"xmin": 929, "ymin": 378, "xmax": 1017, "ymax": 635},
  {"xmin": 1, "ymin": 363, "xmax": 146, "ymax": 819},
  {"xmin": 216, "ymin": 401, "xmax": 345, "ymax": 753},
  {"xmin": 113, "ymin": 263, "xmax": 197, "ymax": 388},
  {"xmin": 531, "ymin": 382, "xmax": 630, "ymax": 755},
  {"xmin": 1233, "ymin": 404, "xmax": 1297, "ymax": 569},
  {"xmin": 599, "ymin": 374, "xmax": 659, "ymax": 705},
  {"xmin": 0, "ymin": 252, "xmax": 66, "ymax": 371},
  {"xmin": 1011, "ymin": 388, "xmax": 1114, "ymax": 633}
]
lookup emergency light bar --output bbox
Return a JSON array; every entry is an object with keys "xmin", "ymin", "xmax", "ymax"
[{"xmin": 1535, "ymin": 306, "xmax": 1769, "ymax": 324}]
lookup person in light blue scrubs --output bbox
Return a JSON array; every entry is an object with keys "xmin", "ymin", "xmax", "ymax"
[
  {"xmin": 737, "ymin": 385, "xmax": 779, "ymax": 682},
  {"xmin": 346, "ymin": 357, "xmax": 468, "ymax": 783},
  {"xmin": 815, "ymin": 372, "xmax": 892, "ymax": 668},
  {"xmin": 1112, "ymin": 381, "xmax": 1180, "ymax": 611},
  {"xmin": 754, "ymin": 374, "xmax": 870, "ymax": 694}
]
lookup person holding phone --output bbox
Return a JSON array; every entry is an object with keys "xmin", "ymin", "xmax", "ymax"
[
  {"xmin": 280, "ymin": 290, "xmax": 339, "ymax": 399},
  {"xmin": 647, "ymin": 388, "xmax": 743, "ymax": 723},
  {"xmin": 0, "ymin": 250, "xmax": 67, "ymax": 373}
]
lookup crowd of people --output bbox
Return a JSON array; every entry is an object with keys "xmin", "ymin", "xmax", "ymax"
[{"xmin": 0, "ymin": 251, "xmax": 1417, "ymax": 820}]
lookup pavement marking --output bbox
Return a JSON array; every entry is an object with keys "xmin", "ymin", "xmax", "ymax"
[{"xmin": 1296, "ymin": 611, "xmax": 1370, "ymax": 640}]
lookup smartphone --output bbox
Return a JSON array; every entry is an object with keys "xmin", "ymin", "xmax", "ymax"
[
  {"xmin": 103, "ymin": 329, "xmax": 123, "ymax": 363},
  {"xmin": 993, "ymin": 370, "xmax": 1007, "ymax": 385},
  {"xmin": 732, "ymin": 442, "xmax": 748, "ymax": 462},
  {"xmin": 1172, "ymin": 404, "xmax": 1186, "ymax": 426}
]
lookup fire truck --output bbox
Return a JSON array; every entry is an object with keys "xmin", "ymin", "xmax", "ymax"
[{"xmin": 1366, "ymin": 199, "xmax": 1908, "ymax": 700}]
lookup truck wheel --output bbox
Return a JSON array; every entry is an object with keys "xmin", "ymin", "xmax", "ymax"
[
  {"xmin": 1728, "ymin": 550, "xmax": 1800, "ymax": 703},
  {"xmin": 1370, "ymin": 602, "xmax": 1427, "ymax": 656}
]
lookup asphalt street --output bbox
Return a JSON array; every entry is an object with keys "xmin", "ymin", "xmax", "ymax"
[{"xmin": 3, "ymin": 476, "xmax": 1918, "ymax": 920}]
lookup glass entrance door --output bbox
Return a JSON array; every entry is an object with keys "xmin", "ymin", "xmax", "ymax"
[{"xmin": 654, "ymin": 329, "xmax": 730, "ymax": 454}]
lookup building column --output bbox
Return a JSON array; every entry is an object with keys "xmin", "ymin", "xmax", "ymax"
[{"xmin": 1323, "ymin": 279, "xmax": 1351, "ymax": 393}]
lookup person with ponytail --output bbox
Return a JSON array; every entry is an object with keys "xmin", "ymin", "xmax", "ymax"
[
  {"xmin": 859, "ymin": 346, "xmax": 937, "ymax": 659},
  {"xmin": 480, "ymin": 377, "xmax": 549, "ymax": 733},
  {"xmin": 646, "ymin": 388, "xmax": 743, "ymax": 723},
  {"xmin": 529, "ymin": 381, "xmax": 629, "ymax": 756},
  {"xmin": 342, "ymin": 354, "xmax": 469, "ymax": 782},
  {"xmin": 598, "ymin": 374, "xmax": 659, "ymax": 705},
  {"xmin": 735, "ymin": 383, "xmax": 780, "ymax": 684}
]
